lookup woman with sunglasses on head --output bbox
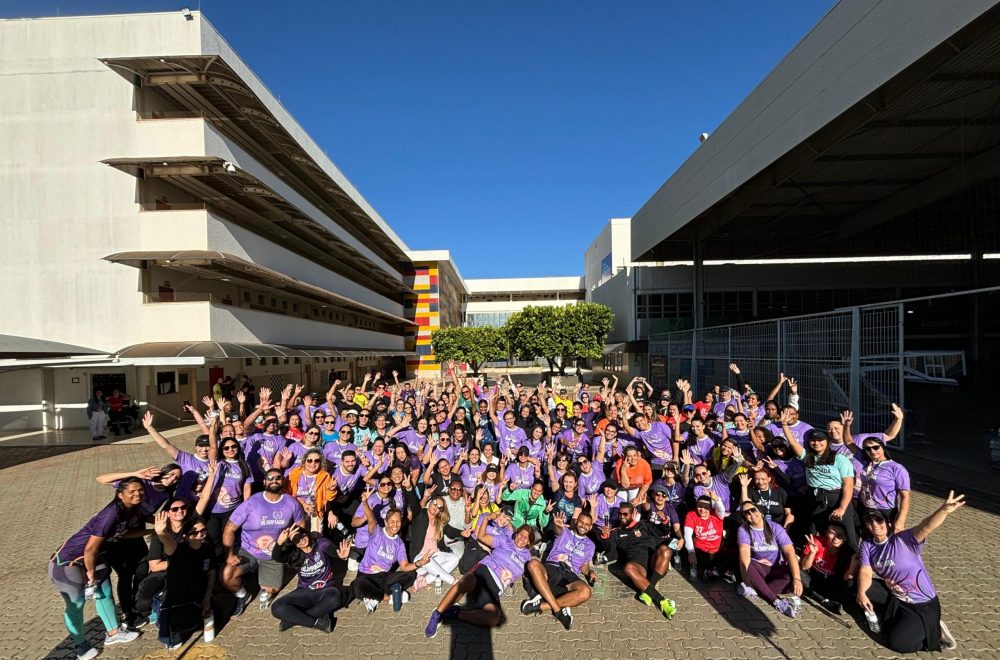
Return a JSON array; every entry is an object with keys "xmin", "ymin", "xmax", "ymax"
[
  {"xmin": 857, "ymin": 491, "xmax": 964, "ymax": 652},
  {"xmin": 407, "ymin": 491, "xmax": 462, "ymax": 591},
  {"xmin": 285, "ymin": 448, "xmax": 333, "ymax": 533},
  {"xmin": 736, "ymin": 500, "xmax": 803, "ymax": 618},
  {"xmin": 778, "ymin": 410, "xmax": 858, "ymax": 549},
  {"xmin": 151, "ymin": 508, "xmax": 216, "ymax": 650},
  {"xmin": 49, "ymin": 478, "xmax": 151, "ymax": 658},
  {"xmin": 800, "ymin": 521, "xmax": 856, "ymax": 614},
  {"xmin": 270, "ymin": 526, "xmax": 351, "ymax": 633}
]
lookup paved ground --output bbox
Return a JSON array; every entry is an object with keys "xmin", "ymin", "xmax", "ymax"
[{"xmin": 5, "ymin": 430, "xmax": 1000, "ymax": 660}]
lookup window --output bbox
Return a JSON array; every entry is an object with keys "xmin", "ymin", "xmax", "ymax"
[{"xmin": 156, "ymin": 371, "xmax": 176, "ymax": 395}]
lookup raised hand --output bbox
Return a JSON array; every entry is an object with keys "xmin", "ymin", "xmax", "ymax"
[
  {"xmin": 337, "ymin": 538, "xmax": 351, "ymax": 559},
  {"xmin": 153, "ymin": 509, "xmax": 169, "ymax": 535},
  {"xmin": 737, "ymin": 473, "xmax": 750, "ymax": 487},
  {"xmin": 679, "ymin": 449, "xmax": 694, "ymax": 466},
  {"xmin": 942, "ymin": 490, "xmax": 966, "ymax": 514},
  {"xmin": 202, "ymin": 395, "xmax": 214, "ymax": 410},
  {"xmin": 259, "ymin": 386, "xmax": 272, "ymax": 403},
  {"xmin": 143, "ymin": 411, "xmax": 155, "ymax": 429},
  {"xmin": 236, "ymin": 391, "xmax": 246, "ymax": 404},
  {"xmin": 544, "ymin": 500, "xmax": 555, "ymax": 513},
  {"xmin": 840, "ymin": 410, "xmax": 854, "ymax": 427},
  {"xmin": 136, "ymin": 466, "xmax": 160, "ymax": 480},
  {"xmin": 281, "ymin": 384, "xmax": 293, "ymax": 400},
  {"xmin": 729, "ymin": 363, "xmax": 740, "ymax": 375},
  {"xmin": 804, "ymin": 533, "xmax": 819, "ymax": 553},
  {"xmin": 788, "ymin": 378, "xmax": 798, "ymax": 395},
  {"xmin": 890, "ymin": 403, "xmax": 903, "ymax": 420},
  {"xmin": 392, "ymin": 370, "xmax": 399, "ymax": 380}
]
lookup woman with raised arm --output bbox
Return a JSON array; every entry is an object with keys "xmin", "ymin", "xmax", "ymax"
[{"xmin": 856, "ymin": 492, "xmax": 963, "ymax": 652}]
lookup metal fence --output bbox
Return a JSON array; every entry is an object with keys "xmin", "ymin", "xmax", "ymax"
[{"xmin": 649, "ymin": 303, "xmax": 904, "ymax": 448}]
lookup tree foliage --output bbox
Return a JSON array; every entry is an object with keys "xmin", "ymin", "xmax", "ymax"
[
  {"xmin": 430, "ymin": 325, "xmax": 506, "ymax": 374},
  {"xmin": 503, "ymin": 302, "xmax": 614, "ymax": 373}
]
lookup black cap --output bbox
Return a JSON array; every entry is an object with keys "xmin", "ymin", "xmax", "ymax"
[
  {"xmin": 499, "ymin": 504, "xmax": 515, "ymax": 517},
  {"xmin": 485, "ymin": 463, "xmax": 499, "ymax": 473},
  {"xmin": 600, "ymin": 479, "xmax": 618, "ymax": 492},
  {"xmin": 805, "ymin": 429, "xmax": 832, "ymax": 442},
  {"xmin": 516, "ymin": 446, "xmax": 530, "ymax": 456},
  {"xmin": 194, "ymin": 435, "xmax": 210, "ymax": 447}
]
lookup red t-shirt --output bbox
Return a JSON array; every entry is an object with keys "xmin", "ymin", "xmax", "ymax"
[
  {"xmin": 804, "ymin": 536, "xmax": 837, "ymax": 576},
  {"xmin": 693, "ymin": 401, "xmax": 711, "ymax": 419},
  {"xmin": 684, "ymin": 510, "xmax": 724, "ymax": 553},
  {"xmin": 107, "ymin": 395, "xmax": 124, "ymax": 412}
]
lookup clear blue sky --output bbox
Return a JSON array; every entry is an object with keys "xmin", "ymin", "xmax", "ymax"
[{"xmin": 7, "ymin": 1, "xmax": 834, "ymax": 278}]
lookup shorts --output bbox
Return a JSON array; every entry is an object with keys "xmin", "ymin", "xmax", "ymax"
[
  {"xmin": 619, "ymin": 543, "xmax": 661, "ymax": 568},
  {"xmin": 468, "ymin": 564, "xmax": 503, "ymax": 610},
  {"xmin": 543, "ymin": 562, "xmax": 582, "ymax": 598},
  {"xmin": 237, "ymin": 548, "xmax": 286, "ymax": 590}
]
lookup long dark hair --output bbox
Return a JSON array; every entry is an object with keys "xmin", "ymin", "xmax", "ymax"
[
  {"xmin": 739, "ymin": 500, "xmax": 774, "ymax": 545},
  {"xmin": 220, "ymin": 437, "xmax": 252, "ymax": 486}
]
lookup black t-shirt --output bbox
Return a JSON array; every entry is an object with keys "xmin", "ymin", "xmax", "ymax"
[
  {"xmin": 551, "ymin": 492, "xmax": 582, "ymax": 524},
  {"xmin": 609, "ymin": 521, "xmax": 664, "ymax": 554},
  {"xmin": 165, "ymin": 539, "xmax": 217, "ymax": 606},
  {"xmin": 748, "ymin": 486, "xmax": 788, "ymax": 524}
]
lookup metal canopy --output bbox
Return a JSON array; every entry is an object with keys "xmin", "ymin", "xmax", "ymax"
[
  {"xmin": 101, "ymin": 55, "xmax": 409, "ymax": 272},
  {"xmin": 102, "ymin": 249, "xmax": 414, "ymax": 327},
  {"xmin": 101, "ymin": 156, "xmax": 413, "ymax": 298},
  {"xmin": 634, "ymin": 3, "xmax": 1000, "ymax": 262},
  {"xmin": 114, "ymin": 341, "xmax": 414, "ymax": 360},
  {"xmin": 0, "ymin": 334, "xmax": 108, "ymax": 359}
]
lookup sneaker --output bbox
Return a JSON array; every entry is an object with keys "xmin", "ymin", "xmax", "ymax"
[
  {"xmin": 722, "ymin": 570, "xmax": 737, "ymax": 584},
  {"xmin": 638, "ymin": 592, "xmax": 654, "ymax": 607},
  {"xmin": 820, "ymin": 599, "xmax": 842, "ymax": 615},
  {"xmin": 127, "ymin": 614, "xmax": 148, "ymax": 629},
  {"xmin": 258, "ymin": 590, "xmax": 273, "ymax": 610},
  {"xmin": 314, "ymin": 616, "xmax": 333, "ymax": 633},
  {"xmin": 401, "ymin": 590, "xmax": 411, "ymax": 605},
  {"xmin": 594, "ymin": 552, "xmax": 608, "ymax": 565},
  {"xmin": 520, "ymin": 595, "xmax": 542, "ymax": 615},
  {"xmin": 775, "ymin": 598, "xmax": 798, "ymax": 618},
  {"xmin": 658, "ymin": 598, "xmax": 677, "ymax": 620},
  {"xmin": 555, "ymin": 607, "xmax": 573, "ymax": 630},
  {"xmin": 232, "ymin": 592, "xmax": 252, "ymax": 618},
  {"xmin": 363, "ymin": 597, "xmax": 379, "ymax": 614},
  {"xmin": 939, "ymin": 621, "xmax": 957, "ymax": 650},
  {"xmin": 277, "ymin": 619, "xmax": 293, "ymax": 633},
  {"xmin": 425, "ymin": 609, "xmax": 443, "ymax": 638},
  {"xmin": 164, "ymin": 642, "xmax": 182, "ymax": 651},
  {"xmin": 347, "ymin": 558, "xmax": 359, "ymax": 572},
  {"xmin": 75, "ymin": 645, "xmax": 99, "ymax": 660},
  {"xmin": 104, "ymin": 629, "xmax": 140, "ymax": 646},
  {"xmin": 704, "ymin": 568, "xmax": 720, "ymax": 581},
  {"xmin": 737, "ymin": 583, "xmax": 759, "ymax": 600}
]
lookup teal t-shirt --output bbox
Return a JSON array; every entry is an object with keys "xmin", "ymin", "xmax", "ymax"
[{"xmin": 798, "ymin": 449, "xmax": 853, "ymax": 490}]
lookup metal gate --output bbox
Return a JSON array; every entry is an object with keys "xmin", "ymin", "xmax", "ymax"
[{"xmin": 649, "ymin": 303, "xmax": 904, "ymax": 448}]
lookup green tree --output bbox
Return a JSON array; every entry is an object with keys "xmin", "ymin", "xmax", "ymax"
[
  {"xmin": 503, "ymin": 303, "xmax": 614, "ymax": 375},
  {"xmin": 563, "ymin": 302, "xmax": 616, "ymax": 365},
  {"xmin": 430, "ymin": 325, "xmax": 506, "ymax": 375}
]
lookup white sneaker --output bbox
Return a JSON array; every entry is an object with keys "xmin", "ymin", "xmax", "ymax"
[
  {"xmin": 401, "ymin": 590, "xmax": 411, "ymax": 604},
  {"xmin": 363, "ymin": 597, "xmax": 379, "ymax": 614},
  {"xmin": 104, "ymin": 629, "xmax": 140, "ymax": 645},
  {"xmin": 940, "ymin": 621, "xmax": 957, "ymax": 650},
  {"xmin": 76, "ymin": 646, "xmax": 99, "ymax": 660},
  {"xmin": 736, "ymin": 583, "xmax": 759, "ymax": 600},
  {"xmin": 348, "ymin": 558, "xmax": 359, "ymax": 572}
]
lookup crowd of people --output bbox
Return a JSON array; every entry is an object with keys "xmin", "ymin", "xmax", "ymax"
[{"xmin": 51, "ymin": 362, "xmax": 964, "ymax": 658}]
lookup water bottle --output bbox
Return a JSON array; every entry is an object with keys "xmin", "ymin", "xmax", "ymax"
[
  {"xmin": 434, "ymin": 576, "xmax": 442, "ymax": 595},
  {"xmin": 150, "ymin": 592, "xmax": 163, "ymax": 624},
  {"xmin": 864, "ymin": 609, "xmax": 881, "ymax": 634},
  {"xmin": 203, "ymin": 615, "xmax": 215, "ymax": 643}
]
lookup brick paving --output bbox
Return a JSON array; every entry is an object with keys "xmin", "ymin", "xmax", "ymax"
[{"xmin": 5, "ymin": 431, "xmax": 1000, "ymax": 660}]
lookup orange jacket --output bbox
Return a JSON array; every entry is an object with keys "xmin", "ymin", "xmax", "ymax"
[{"xmin": 285, "ymin": 466, "xmax": 334, "ymax": 514}]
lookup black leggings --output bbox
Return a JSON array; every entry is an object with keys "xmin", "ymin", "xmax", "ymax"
[
  {"xmin": 271, "ymin": 588, "xmax": 345, "ymax": 627},
  {"xmin": 867, "ymin": 581, "xmax": 942, "ymax": 653},
  {"xmin": 351, "ymin": 571, "xmax": 416, "ymax": 600},
  {"xmin": 800, "ymin": 570, "xmax": 848, "ymax": 605},
  {"xmin": 206, "ymin": 510, "xmax": 233, "ymax": 558},
  {"xmin": 810, "ymin": 490, "xmax": 859, "ymax": 549},
  {"xmin": 458, "ymin": 544, "xmax": 489, "ymax": 575},
  {"xmin": 107, "ymin": 538, "xmax": 148, "ymax": 617}
]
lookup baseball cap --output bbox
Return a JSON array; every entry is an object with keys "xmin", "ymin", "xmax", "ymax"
[
  {"xmin": 194, "ymin": 435, "xmax": 211, "ymax": 447},
  {"xmin": 650, "ymin": 482, "xmax": 668, "ymax": 495},
  {"xmin": 600, "ymin": 479, "xmax": 618, "ymax": 492},
  {"xmin": 516, "ymin": 446, "xmax": 530, "ymax": 457},
  {"xmin": 682, "ymin": 404, "xmax": 695, "ymax": 412},
  {"xmin": 805, "ymin": 429, "xmax": 831, "ymax": 442}
]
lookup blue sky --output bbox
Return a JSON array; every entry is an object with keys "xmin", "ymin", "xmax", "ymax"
[{"xmin": 7, "ymin": 1, "xmax": 834, "ymax": 278}]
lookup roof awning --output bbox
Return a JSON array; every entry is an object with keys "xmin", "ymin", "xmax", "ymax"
[
  {"xmin": 100, "ymin": 55, "xmax": 410, "ymax": 270},
  {"xmin": 0, "ymin": 334, "xmax": 108, "ymax": 359},
  {"xmin": 102, "ymin": 250, "xmax": 414, "ymax": 327},
  {"xmin": 114, "ymin": 341, "xmax": 415, "ymax": 360},
  {"xmin": 603, "ymin": 343, "xmax": 625, "ymax": 355},
  {"xmin": 100, "ymin": 156, "xmax": 412, "ymax": 297}
]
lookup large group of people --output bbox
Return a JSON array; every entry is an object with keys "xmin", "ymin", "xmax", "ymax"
[{"xmin": 52, "ymin": 361, "xmax": 963, "ymax": 658}]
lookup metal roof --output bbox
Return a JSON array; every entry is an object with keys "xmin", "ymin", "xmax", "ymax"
[
  {"xmin": 100, "ymin": 55, "xmax": 410, "ymax": 271},
  {"xmin": 0, "ymin": 334, "xmax": 108, "ymax": 358},
  {"xmin": 102, "ymin": 250, "xmax": 414, "ymax": 327},
  {"xmin": 632, "ymin": 0, "xmax": 1000, "ymax": 262},
  {"xmin": 114, "ymin": 341, "xmax": 414, "ymax": 360},
  {"xmin": 102, "ymin": 156, "xmax": 413, "ymax": 298}
]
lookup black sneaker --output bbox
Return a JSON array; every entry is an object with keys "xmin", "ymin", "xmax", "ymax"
[
  {"xmin": 232, "ymin": 592, "xmax": 252, "ymax": 618},
  {"xmin": 277, "ymin": 620, "xmax": 293, "ymax": 633},
  {"xmin": 520, "ymin": 595, "xmax": 542, "ymax": 615},
  {"xmin": 722, "ymin": 570, "xmax": 737, "ymax": 584},
  {"xmin": 819, "ymin": 598, "xmax": 842, "ymax": 615},
  {"xmin": 314, "ymin": 616, "xmax": 333, "ymax": 633},
  {"xmin": 555, "ymin": 607, "xmax": 573, "ymax": 631}
]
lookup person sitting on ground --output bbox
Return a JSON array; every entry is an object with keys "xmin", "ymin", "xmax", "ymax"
[
  {"xmin": 800, "ymin": 521, "xmax": 856, "ymax": 614},
  {"xmin": 605, "ymin": 502, "xmax": 678, "ymax": 620},
  {"xmin": 735, "ymin": 500, "xmax": 803, "ymax": 618},
  {"xmin": 270, "ymin": 526, "xmax": 351, "ymax": 633},
  {"xmin": 520, "ymin": 511, "xmax": 597, "ymax": 630},
  {"xmin": 351, "ymin": 504, "xmax": 427, "ymax": 614}
]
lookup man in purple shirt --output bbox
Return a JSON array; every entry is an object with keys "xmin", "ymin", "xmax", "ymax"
[
  {"xmin": 622, "ymin": 413, "xmax": 674, "ymax": 469},
  {"xmin": 520, "ymin": 512, "xmax": 597, "ymax": 629},
  {"xmin": 425, "ymin": 518, "xmax": 535, "ymax": 637},
  {"xmin": 222, "ymin": 468, "xmax": 306, "ymax": 616},
  {"xmin": 856, "ymin": 492, "xmax": 964, "ymax": 653}
]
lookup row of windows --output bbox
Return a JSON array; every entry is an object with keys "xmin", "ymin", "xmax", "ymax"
[{"xmin": 463, "ymin": 291, "xmax": 585, "ymax": 303}]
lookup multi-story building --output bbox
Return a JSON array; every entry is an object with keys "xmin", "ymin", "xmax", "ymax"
[
  {"xmin": 464, "ymin": 277, "xmax": 585, "ymax": 329},
  {"xmin": 0, "ymin": 11, "xmax": 422, "ymax": 429}
]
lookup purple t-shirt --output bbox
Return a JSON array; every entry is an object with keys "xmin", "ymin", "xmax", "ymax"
[
  {"xmin": 295, "ymin": 537, "xmax": 337, "ymax": 590},
  {"xmin": 243, "ymin": 433, "xmax": 287, "ymax": 481},
  {"xmin": 558, "ymin": 431, "xmax": 592, "ymax": 460},
  {"xmin": 211, "ymin": 459, "xmax": 252, "ymax": 514},
  {"xmin": 353, "ymin": 493, "xmax": 395, "ymax": 549},
  {"xmin": 506, "ymin": 462, "xmax": 535, "ymax": 490},
  {"xmin": 694, "ymin": 477, "xmax": 734, "ymax": 514},
  {"xmin": 364, "ymin": 450, "xmax": 391, "ymax": 476},
  {"xmin": 522, "ymin": 437, "xmax": 546, "ymax": 462},
  {"xmin": 459, "ymin": 463, "xmax": 487, "ymax": 491},
  {"xmin": 323, "ymin": 441, "xmax": 356, "ymax": 469},
  {"xmin": 333, "ymin": 466, "xmax": 363, "ymax": 494},
  {"xmin": 393, "ymin": 428, "xmax": 428, "ymax": 456},
  {"xmin": 56, "ymin": 504, "xmax": 144, "ymax": 563},
  {"xmin": 768, "ymin": 420, "xmax": 814, "ymax": 444},
  {"xmin": 480, "ymin": 532, "xmax": 532, "ymax": 589},
  {"xmin": 859, "ymin": 529, "xmax": 936, "ymax": 604},
  {"xmin": 359, "ymin": 528, "xmax": 407, "ymax": 574},
  {"xmin": 635, "ymin": 422, "xmax": 673, "ymax": 465},
  {"xmin": 737, "ymin": 520, "xmax": 792, "ymax": 565},
  {"xmin": 650, "ymin": 479, "xmax": 685, "ymax": 508},
  {"xmin": 771, "ymin": 456, "xmax": 807, "ymax": 496},
  {"xmin": 547, "ymin": 529, "xmax": 595, "ymax": 574},
  {"xmin": 229, "ymin": 493, "xmax": 305, "ymax": 560},
  {"xmin": 497, "ymin": 424, "xmax": 528, "ymax": 457},
  {"xmin": 685, "ymin": 436, "xmax": 716, "ymax": 465},
  {"xmin": 593, "ymin": 494, "xmax": 625, "ymax": 527},
  {"xmin": 430, "ymin": 443, "xmax": 458, "ymax": 465},
  {"xmin": 175, "ymin": 450, "xmax": 211, "ymax": 499},
  {"xmin": 859, "ymin": 460, "xmax": 910, "ymax": 510},
  {"xmin": 576, "ymin": 464, "xmax": 606, "ymax": 498},
  {"xmin": 646, "ymin": 503, "xmax": 680, "ymax": 529}
]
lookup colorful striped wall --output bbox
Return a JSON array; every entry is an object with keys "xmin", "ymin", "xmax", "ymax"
[{"xmin": 404, "ymin": 264, "xmax": 443, "ymax": 377}]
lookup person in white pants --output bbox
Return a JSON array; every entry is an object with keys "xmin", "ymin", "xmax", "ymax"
[
  {"xmin": 415, "ymin": 549, "xmax": 460, "ymax": 586},
  {"xmin": 407, "ymin": 493, "xmax": 461, "ymax": 590}
]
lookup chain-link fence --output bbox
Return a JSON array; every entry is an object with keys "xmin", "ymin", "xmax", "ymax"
[{"xmin": 650, "ymin": 303, "xmax": 904, "ymax": 448}]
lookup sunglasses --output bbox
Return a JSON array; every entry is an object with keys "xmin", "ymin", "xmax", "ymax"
[
  {"xmin": 741, "ymin": 509, "xmax": 759, "ymax": 517},
  {"xmin": 168, "ymin": 505, "xmax": 189, "ymax": 512},
  {"xmin": 324, "ymin": 421, "xmax": 335, "ymax": 425},
  {"xmin": 864, "ymin": 445, "xmax": 882, "ymax": 452},
  {"xmin": 653, "ymin": 492, "xmax": 667, "ymax": 497},
  {"xmin": 449, "ymin": 486, "xmax": 463, "ymax": 491},
  {"xmin": 222, "ymin": 444, "xmax": 239, "ymax": 450},
  {"xmin": 305, "ymin": 458, "xmax": 321, "ymax": 464},
  {"xmin": 695, "ymin": 503, "xmax": 711, "ymax": 509},
  {"xmin": 378, "ymin": 482, "xmax": 392, "ymax": 487},
  {"xmin": 265, "ymin": 476, "xmax": 283, "ymax": 482},
  {"xmin": 306, "ymin": 431, "xmax": 320, "ymax": 436},
  {"xmin": 188, "ymin": 528, "xmax": 208, "ymax": 537}
]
